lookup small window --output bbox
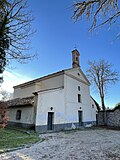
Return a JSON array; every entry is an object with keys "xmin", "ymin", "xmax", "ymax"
[
  {"xmin": 76, "ymin": 57, "xmax": 78, "ymax": 61},
  {"xmin": 78, "ymin": 73, "xmax": 80, "ymax": 76},
  {"xmin": 16, "ymin": 110, "xmax": 21, "ymax": 120},
  {"xmin": 78, "ymin": 94, "xmax": 81, "ymax": 103},
  {"xmin": 78, "ymin": 86, "xmax": 80, "ymax": 91}
]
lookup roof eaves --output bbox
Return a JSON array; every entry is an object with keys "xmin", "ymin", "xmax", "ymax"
[
  {"xmin": 7, "ymin": 96, "xmax": 34, "ymax": 107},
  {"xmin": 79, "ymin": 68, "xmax": 91, "ymax": 85},
  {"xmin": 91, "ymin": 96, "xmax": 101, "ymax": 111}
]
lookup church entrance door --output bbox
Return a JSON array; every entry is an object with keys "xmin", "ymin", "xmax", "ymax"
[{"xmin": 47, "ymin": 112, "xmax": 54, "ymax": 130}]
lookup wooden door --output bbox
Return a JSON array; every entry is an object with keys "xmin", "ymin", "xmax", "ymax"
[
  {"xmin": 78, "ymin": 111, "xmax": 82, "ymax": 126},
  {"xmin": 96, "ymin": 114, "xmax": 98, "ymax": 126},
  {"xmin": 47, "ymin": 112, "xmax": 54, "ymax": 130}
]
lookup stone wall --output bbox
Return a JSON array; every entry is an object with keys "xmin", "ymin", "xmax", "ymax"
[{"xmin": 97, "ymin": 107, "xmax": 120, "ymax": 128}]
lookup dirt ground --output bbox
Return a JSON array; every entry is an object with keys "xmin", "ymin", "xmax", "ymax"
[{"xmin": 0, "ymin": 128, "xmax": 120, "ymax": 160}]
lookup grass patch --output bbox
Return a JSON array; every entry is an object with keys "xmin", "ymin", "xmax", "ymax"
[{"xmin": 0, "ymin": 127, "xmax": 41, "ymax": 151}]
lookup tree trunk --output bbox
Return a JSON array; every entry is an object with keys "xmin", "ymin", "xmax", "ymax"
[{"xmin": 101, "ymin": 96, "xmax": 107, "ymax": 126}]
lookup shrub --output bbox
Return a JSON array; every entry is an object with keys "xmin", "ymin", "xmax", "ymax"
[
  {"xmin": 0, "ymin": 101, "xmax": 9, "ymax": 128},
  {"xmin": 114, "ymin": 103, "xmax": 120, "ymax": 110}
]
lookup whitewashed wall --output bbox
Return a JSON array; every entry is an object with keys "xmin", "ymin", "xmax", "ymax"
[
  {"xmin": 8, "ymin": 106, "xmax": 34, "ymax": 124},
  {"xmin": 64, "ymin": 68, "xmax": 96, "ymax": 123},
  {"xmin": 36, "ymin": 68, "xmax": 97, "ymax": 127},
  {"xmin": 64, "ymin": 74, "xmax": 91, "ymax": 123},
  {"xmin": 39, "ymin": 75, "xmax": 64, "ymax": 90},
  {"xmin": 35, "ymin": 88, "xmax": 65, "ymax": 126},
  {"xmin": 13, "ymin": 85, "xmax": 35, "ymax": 99},
  {"xmin": 65, "ymin": 67, "xmax": 89, "ymax": 84},
  {"xmin": 13, "ymin": 74, "xmax": 64, "ymax": 99},
  {"xmin": 90, "ymin": 98, "xmax": 98, "ymax": 121}
]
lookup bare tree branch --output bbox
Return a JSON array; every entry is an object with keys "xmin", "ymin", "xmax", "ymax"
[
  {"xmin": 87, "ymin": 59, "xmax": 119, "ymax": 112},
  {"xmin": 73, "ymin": 0, "xmax": 119, "ymax": 32},
  {"xmin": 0, "ymin": 0, "xmax": 35, "ymax": 82}
]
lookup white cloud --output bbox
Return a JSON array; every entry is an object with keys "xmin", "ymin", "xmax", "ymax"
[
  {"xmin": 3, "ymin": 71, "xmax": 16, "ymax": 79},
  {"xmin": 0, "ymin": 70, "xmax": 33, "ymax": 93}
]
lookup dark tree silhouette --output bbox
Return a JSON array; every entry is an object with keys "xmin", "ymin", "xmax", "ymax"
[{"xmin": 0, "ymin": 0, "xmax": 35, "ymax": 82}]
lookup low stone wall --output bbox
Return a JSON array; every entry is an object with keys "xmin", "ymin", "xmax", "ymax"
[{"xmin": 97, "ymin": 107, "xmax": 120, "ymax": 128}]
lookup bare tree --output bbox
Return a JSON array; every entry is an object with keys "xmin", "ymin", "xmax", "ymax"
[
  {"xmin": 0, "ymin": 89, "xmax": 13, "ymax": 101},
  {"xmin": 0, "ymin": 0, "xmax": 35, "ymax": 82},
  {"xmin": 73, "ymin": 0, "xmax": 119, "ymax": 32},
  {"xmin": 87, "ymin": 60, "xmax": 119, "ymax": 124}
]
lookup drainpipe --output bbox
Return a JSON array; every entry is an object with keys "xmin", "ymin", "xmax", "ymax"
[{"xmin": 33, "ymin": 92, "xmax": 38, "ymax": 131}]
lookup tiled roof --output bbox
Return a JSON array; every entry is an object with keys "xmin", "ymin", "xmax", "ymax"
[{"xmin": 7, "ymin": 96, "xmax": 34, "ymax": 107}]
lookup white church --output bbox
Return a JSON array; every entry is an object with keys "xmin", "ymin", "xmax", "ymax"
[{"xmin": 7, "ymin": 50, "xmax": 99, "ymax": 132}]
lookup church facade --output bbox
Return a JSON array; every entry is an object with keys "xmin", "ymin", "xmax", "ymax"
[{"xmin": 7, "ymin": 50, "xmax": 99, "ymax": 132}]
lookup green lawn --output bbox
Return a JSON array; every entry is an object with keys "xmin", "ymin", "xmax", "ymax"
[{"xmin": 0, "ymin": 127, "xmax": 40, "ymax": 152}]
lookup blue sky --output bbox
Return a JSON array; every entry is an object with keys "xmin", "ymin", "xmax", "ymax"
[{"xmin": 2, "ymin": 0, "xmax": 120, "ymax": 108}]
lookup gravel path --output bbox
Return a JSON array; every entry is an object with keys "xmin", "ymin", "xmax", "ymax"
[{"xmin": 0, "ymin": 128, "xmax": 120, "ymax": 160}]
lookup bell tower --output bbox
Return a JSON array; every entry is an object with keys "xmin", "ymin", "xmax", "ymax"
[{"xmin": 72, "ymin": 49, "xmax": 80, "ymax": 68}]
